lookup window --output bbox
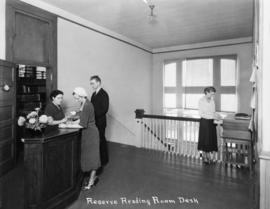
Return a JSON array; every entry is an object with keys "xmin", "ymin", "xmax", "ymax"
[
  {"xmin": 221, "ymin": 94, "xmax": 237, "ymax": 112},
  {"xmin": 182, "ymin": 59, "xmax": 213, "ymax": 87},
  {"xmin": 164, "ymin": 93, "xmax": 176, "ymax": 108},
  {"xmin": 182, "ymin": 94, "xmax": 204, "ymax": 109},
  {"xmin": 164, "ymin": 63, "xmax": 176, "ymax": 87},
  {"xmin": 163, "ymin": 55, "xmax": 237, "ymax": 113},
  {"xmin": 182, "ymin": 58, "xmax": 214, "ymax": 109},
  {"xmin": 221, "ymin": 59, "xmax": 236, "ymax": 86},
  {"xmin": 163, "ymin": 62, "xmax": 177, "ymax": 110},
  {"xmin": 220, "ymin": 58, "xmax": 237, "ymax": 112}
]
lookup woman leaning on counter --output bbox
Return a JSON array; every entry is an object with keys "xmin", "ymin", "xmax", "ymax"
[
  {"xmin": 198, "ymin": 86, "xmax": 221, "ymax": 164},
  {"xmin": 61, "ymin": 87, "xmax": 101, "ymax": 190}
]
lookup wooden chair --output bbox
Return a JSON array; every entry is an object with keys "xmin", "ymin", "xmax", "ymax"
[{"xmin": 221, "ymin": 117, "xmax": 252, "ymax": 169}]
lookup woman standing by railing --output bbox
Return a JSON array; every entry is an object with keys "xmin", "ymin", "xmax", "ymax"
[{"xmin": 198, "ymin": 87, "xmax": 221, "ymax": 164}]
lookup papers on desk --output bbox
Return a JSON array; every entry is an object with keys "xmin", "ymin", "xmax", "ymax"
[
  {"xmin": 214, "ymin": 119, "xmax": 223, "ymax": 125},
  {"xmin": 234, "ymin": 116, "xmax": 251, "ymax": 120},
  {"xmin": 59, "ymin": 123, "xmax": 82, "ymax": 129}
]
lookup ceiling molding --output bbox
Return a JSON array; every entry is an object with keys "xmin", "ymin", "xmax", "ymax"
[
  {"xmin": 152, "ymin": 37, "xmax": 253, "ymax": 54},
  {"xmin": 19, "ymin": 0, "xmax": 153, "ymax": 53}
]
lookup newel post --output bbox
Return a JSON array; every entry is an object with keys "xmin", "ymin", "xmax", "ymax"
[{"xmin": 134, "ymin": 109, "xmax": 145, "ymax": 148}]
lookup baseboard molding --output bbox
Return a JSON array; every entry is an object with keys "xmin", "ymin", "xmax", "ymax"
[{"xmin": 106, "ymin": 114, "xmax": 137, "ymax": 147}]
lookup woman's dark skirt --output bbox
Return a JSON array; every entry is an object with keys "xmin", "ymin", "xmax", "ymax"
[{"xmin": 198, "ymin": 118, "xmax": 218, "ymax": 152}]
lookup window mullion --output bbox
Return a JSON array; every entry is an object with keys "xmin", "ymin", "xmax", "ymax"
[
  {"xmin": 213, "ymin": 57, "xmax": 221, "ymax": 111},
  {"xmin": 177, "ymin": 59, "xmax": 184, "ymax": 108},
  {"xmin": 220, "ymin": 86, "xmax": 236, "ymax": 94},
  {"xmin": 164, "ymin": 87, "xmax": 177, "ymax": 93}
]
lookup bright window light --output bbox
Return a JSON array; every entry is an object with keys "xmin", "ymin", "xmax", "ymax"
[
  {"xmin": 183, "ymin": 94, "xmax": 204, "ymax": 109},
  {"xmin": 221, "ymin": 94, "xmax": 237, "ymax": 112},
  {"xmin": 164, "ymin": 93, "xmax": 176, "ymax": 108},
  {"xmin": 164, "ymin": 63, "xmax": 176, "ymax": 87},
  {"xmin": 182, "ymin": 59, "xmax": 213, "ymax": 86},
  {"xmin": 221, "ymin": 59, "xmax": 236, "ymax": 86}
]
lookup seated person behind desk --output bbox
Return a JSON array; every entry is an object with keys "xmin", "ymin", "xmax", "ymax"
[{"xmin": 44, "ymin": 90, "xmax": 67, "ymax": 126}]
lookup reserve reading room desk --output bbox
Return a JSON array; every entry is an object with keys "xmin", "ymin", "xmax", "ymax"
[{"xmin": 22, "ymin": 128, "xmax": 83, "ymax": 209}]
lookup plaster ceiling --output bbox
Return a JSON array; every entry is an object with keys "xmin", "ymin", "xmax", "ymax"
[{"xmin": 40, "ymin": 0, "xmax": 253, "ymax": 49}]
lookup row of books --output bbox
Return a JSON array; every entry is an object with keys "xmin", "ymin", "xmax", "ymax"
[
  {"xmin": 19, "ymin": 85, "xmax": 46, "ymax": 94},
  {"xmin": 17, "ymin": 77, "xmax": 46, "ymax": 85},
  {"xmin": 17, "ymin": 94, "xmax": 41, "ymax": 102},
  {"xmin": 16, "ymin": 64, "xmax": 48, "ymax": 115},
  {"xmin": 18, "ymin": 101, "xmax": 43, "ymax": 110},
  {"xmin": 36, "ymin": 71, "xmax": 47, "ymax": 79},
  {"xmin": 18, "ymin": 65, "xmax": 35, "ymax": 78},
  {"xmin": 18, "ymin": 65, "xmax": 47, "ymax": 79}
]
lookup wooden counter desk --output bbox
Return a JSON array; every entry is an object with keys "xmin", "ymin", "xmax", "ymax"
[{"xmin": 22, "ymin": 128, "xmax": 83, "ymax": 209}]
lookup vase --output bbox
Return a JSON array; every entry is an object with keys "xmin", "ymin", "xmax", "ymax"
[{"xmin": 23, "ymin": 128, "xmax": 44, "ymax": 137}]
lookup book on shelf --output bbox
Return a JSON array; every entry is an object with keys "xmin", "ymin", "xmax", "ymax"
[
  {"xmin": 17, "ymin": 65, "xmax": 47, "ymax": 79},
  {"xmin": 20, "ymin": 102, "xmax": 42, "ymax": 110},
  {"xmin": 19, "ymin": 85, "xmax": 46, "ymax": 94},
  {"xmin": 16, "ymin": 64, "xmax": 48, "ymax": 117},
  {"xmin": 234, "ymin": 113, "xmax": 251, "ymax": 120},
  {"xmin": 37, "ymin": 86, "xmax": 46, "ymax": 92},
  {"xmin": 17, "ymin": 94, "xmax": 41, "ymax": 102},
  {"xmin": 36, "ymin": 72, "xmax": 46, "ymax": 79},
  {"xmin": 36, "ymin": 66, "xmax": 47, "ymax": 79}
]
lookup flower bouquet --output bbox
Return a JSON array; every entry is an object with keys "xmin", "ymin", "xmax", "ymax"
[{"xmin": 18, "ymin": 108, "xmax": 50, "ymax": 134}]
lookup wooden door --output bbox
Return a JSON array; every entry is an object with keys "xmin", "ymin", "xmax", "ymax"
[
  {"xmin": 6, "ymin": 0, "xmax": 57, "ymax": 94},
  {"xmin": 0, "ymin": 60, "xmax": 16, "ymax": 177}
]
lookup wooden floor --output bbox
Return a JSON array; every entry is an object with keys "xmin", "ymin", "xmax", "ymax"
[{"xmin": 0, "ymin": 142, "xmax": 256, "ymax": 209}]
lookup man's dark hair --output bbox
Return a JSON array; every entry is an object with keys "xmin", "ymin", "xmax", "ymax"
[
  {"xmin": 203, "ymin": 86, "xmax": 216, "ymax": 94},
  {"xmin": 50, "ymin": 90, "xmax": 64, "ymax": 100},
  {"xmin": 90, "ymin": 75, "xmax": 101, "ymax": 83}
]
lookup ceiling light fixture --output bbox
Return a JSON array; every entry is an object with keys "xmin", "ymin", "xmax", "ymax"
[{"xmin": 142, "ymin": 0, "xmax": 157, "ymax": 21}]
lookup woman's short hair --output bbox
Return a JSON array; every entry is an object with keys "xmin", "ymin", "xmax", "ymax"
[
  {"xmin": 50, "ymin": 90, "xmax": 64, "ymax": 100},
  {"xmin": 203, "ymin": 86, "xmax": 216, "ymax": 94}
]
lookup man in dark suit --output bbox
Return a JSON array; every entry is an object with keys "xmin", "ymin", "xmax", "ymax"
[{"xmin": 90, "ymin": 75, "xmax": 109, "ymax": 167}]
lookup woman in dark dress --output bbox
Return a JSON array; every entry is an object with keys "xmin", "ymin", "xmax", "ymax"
[
  {"xmin": 198, "ymin": 87, "xmax": 220, "ymax": 164},
  {"xmin": 44, "ymin": 90, "xmax": 67, "ymax": 125},
  {"xmin": 72, "ymin": 87, "xmax": 100, "ymax": 190}
]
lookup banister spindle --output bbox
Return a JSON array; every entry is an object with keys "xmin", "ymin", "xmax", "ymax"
[
  {"xmin": 158, "ymin": 119, "xmax": 161, "ymax": 151},
  {"xmin": 176, "ymin": 121, "xmax": 180, "ymax": 155}
]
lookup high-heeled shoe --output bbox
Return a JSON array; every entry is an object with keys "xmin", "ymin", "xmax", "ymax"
[
  {"xmin": 83, "ymin": 177, "xmax": 99, "ymax": 190},
  {"xmin": 203, "ymin": 157, "xmax": 210, "ymax": 164},
  {"xmin": 210, "ymin": 159, "xmax": 216, "ymax": 164},
  {"xmin": 82, "ymin": 177, "xmax": 89, "ymax": 186}
]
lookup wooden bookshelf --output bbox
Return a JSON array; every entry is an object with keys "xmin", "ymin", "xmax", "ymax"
[{"xmin": 16, "ymin": 64, "xmax": 47, "ymax": 116}]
